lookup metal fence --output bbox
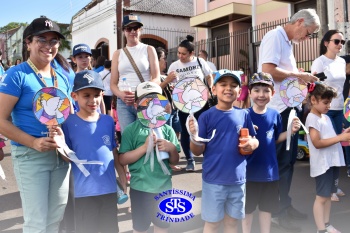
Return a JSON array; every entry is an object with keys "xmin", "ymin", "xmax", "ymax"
[{"xmin": 166, "ymin": 18, "xmax": 319, "ymax": 75}]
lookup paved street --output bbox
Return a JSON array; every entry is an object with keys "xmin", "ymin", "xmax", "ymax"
[{"xmin": 1, "ymin": 141, "xmax": 350, "ymax": 232}]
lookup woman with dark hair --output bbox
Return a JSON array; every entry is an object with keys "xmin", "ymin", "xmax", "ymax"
[
  {"xmin": 93, "ymin": 55, "xmax": 106, "ymax": 73},
  {"xmin": 167, "ymin": 35, "xmax": 213, "ymax": 171},
  {"xmin": 0, "ymin": 17, "xmax": 71, "ymax": 232},
  {"xmin": 311, "ymin": 29, "xmax": 347, "ymax": 202}
]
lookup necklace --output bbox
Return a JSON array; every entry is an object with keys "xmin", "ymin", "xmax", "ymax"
[{"xmin": 27, "ymin": 59, "xmax": 58, "ymax": 87}]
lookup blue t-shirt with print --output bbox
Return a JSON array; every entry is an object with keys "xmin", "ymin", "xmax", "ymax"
[
  {"xmin": 198, "ymin": 107, "xmax": 256, "ymax": 185},
  {"xmin": 62, "ymin": 114, "xmax": 118, "ymax": 198},
  {"xmin": 0, "ymin": 62, "xmax": 71, "ymax": 146},
  {"xmin": 246, "ymin": 107, "xmax": 282, "ymax": 182}
]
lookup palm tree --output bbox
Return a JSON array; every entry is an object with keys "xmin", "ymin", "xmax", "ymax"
[{"xmin": 58, "ymin": 24, "xmax": 71, "ymax": 52}]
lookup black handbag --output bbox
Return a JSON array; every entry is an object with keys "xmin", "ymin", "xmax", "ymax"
[{"xmin": 197, "ymin": 58, "xmax": 217, "ymax": 107}]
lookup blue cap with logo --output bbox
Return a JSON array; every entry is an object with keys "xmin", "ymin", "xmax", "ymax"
[
  {"xmin": 72, "ymin": 43, "xmax": 92, "ymax": 56},
  {"xmin": 213, "ymin": 69, "xmax": 241, "ymax": 86},
  {"xmin": 249, "ymin": 72, "xmax": 274, "ymax": 87},
  {"xmin": 122, "ymin": 14, "xmax": 143, "ymax": 28},
  {"xmin": 73, "ymin": 70, "xmax": 105, "ymax": 92}
]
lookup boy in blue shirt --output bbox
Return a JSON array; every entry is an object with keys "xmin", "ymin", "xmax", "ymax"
[
  {"xmin": 60, "ymin": 70, "xmax": 126, "ymax": 233},
  {"xmin": 118, "ymin": 81, "xmax": 181, "ymax": 233},
  {"xmin": 189, "ymin": 69, "xmax": 259, "ymax": 233},
  {"xmin": 241, "ymin": 72, "xmax": 301, "ymax": 233}
]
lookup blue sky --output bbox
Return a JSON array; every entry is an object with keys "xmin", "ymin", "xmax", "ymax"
[{"xmin": 0, "ymin": 0, "xmax": 92, "ymax": 27}]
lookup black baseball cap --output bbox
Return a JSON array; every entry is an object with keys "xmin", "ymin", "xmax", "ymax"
[
  {"xmin": 23, "ymin": 17, "xmax": 65, "ymax": 40},
  {"xmin": 122, "ymin": 14, "xmax": 143, "ymax": 28},
  {"xmin": 73, "ymin": 70, "xmax": 105, "ymax": 92}
]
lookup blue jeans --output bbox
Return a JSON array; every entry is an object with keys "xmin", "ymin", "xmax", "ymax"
[
  {"xmin": 117, "ymin": 98, "xmax": 137, "ymax": 133},
  {"xmin": 178, "ymin": 106, "xmax": 208, "ymax": 162},
  {"xmin": 11, "ymin": 145, "xmax": 70, "ymax": 233},
  {"xmin": 166, "ymin": 109, "xmax": 182, "ymax": 133},
  {"xmin": 326, "ymin": 110, "xmax": 343, "ymax": 134},
  {"xmin": 275, "ymin": 108, "xmax": 299, "ymax": 217}
]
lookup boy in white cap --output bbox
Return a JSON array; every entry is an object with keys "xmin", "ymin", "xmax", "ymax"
[{"xmin": 118, "ymin": 81, "xmax": 180, "ymax": 233}]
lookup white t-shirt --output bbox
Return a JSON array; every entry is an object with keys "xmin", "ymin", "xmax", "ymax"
[
  {"xmin": 207, "ymin": 61, "xmax": 217, "ymax": 72},
  {"xmin": 258, "ymin": 26, "xmax": 298, "ymax": 113},
  {"xmin": 168, "ymin": 57, "xmax": 212, "ymax": 83},
  {"xmin": 311, "ymin": 55, "xmax": 346, "ymax": 110},
  {"xmin": 99, "ymin": 69, "xmax": 112, "ymax": 96},
  {"xmin": 306, "ymin": 113, "xmax": 345, "ymax": 177},
  {"xmin": 118, "ymin": 43, "xmax": 151, "ymax": 88}
]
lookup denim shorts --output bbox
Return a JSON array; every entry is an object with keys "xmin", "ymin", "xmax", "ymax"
[{"xmin": 201, "ymin": 180, "xmax": 245, "ymax": 222}]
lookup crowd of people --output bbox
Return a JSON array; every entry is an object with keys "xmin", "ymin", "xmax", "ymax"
[{"xmin": 0, "ymin": 8, "xmax": 350, "ymax": 233}]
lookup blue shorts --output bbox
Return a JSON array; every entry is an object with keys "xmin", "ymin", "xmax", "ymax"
[
  {"xmin": 201, "ymin": 180, "xmax": 245, "ymax": 222},
  {"xmin": 315, "ymin": 167, "xmax": 339, "ymax": 197}
]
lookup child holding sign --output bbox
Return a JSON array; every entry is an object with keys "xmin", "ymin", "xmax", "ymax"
[
  {"xmin": 60, "ymin": 70, "xmax": 126, "ymax": 233},
  {"xmin": 118, "ymin": 81, "xmax": 180, "ymax": 232},
  {"xmin": 189, "ymin": 69, "xmax": 259, "ymax": 233}
]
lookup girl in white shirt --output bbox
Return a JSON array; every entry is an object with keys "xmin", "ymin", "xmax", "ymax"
[
  {"xmin": 311, "ymin": 29, "xmax": 347, "ymax": 202},
  {"xmin": 305, "ymin": 82, "xmax": 350, "ymax": 233}
]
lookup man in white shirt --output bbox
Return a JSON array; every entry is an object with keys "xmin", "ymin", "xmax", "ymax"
[
  {"xmin": 198, "ymin": 50, "xmax": 217, "ymax": 72},
  {"xmin": 259, "ymin": 8, "xmax": 320, "ymax": 233}
]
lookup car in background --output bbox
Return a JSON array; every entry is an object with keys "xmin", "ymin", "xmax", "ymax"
[{"xmin": 297, "ymin": 138, "xmax": 309, "ymax": 161}]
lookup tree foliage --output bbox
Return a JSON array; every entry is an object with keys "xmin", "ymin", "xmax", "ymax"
[{"xmin": 0, "ymin": 22, "xmax": 27, "ymax": 33}]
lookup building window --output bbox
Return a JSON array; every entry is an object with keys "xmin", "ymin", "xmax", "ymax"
[
  {"xmin": 294, "ymin": 0, "xmax": 316, "ymax": 13},
  {"xmin": 211, "ymin": 24, "xmax": 230, "ymax": 57}
]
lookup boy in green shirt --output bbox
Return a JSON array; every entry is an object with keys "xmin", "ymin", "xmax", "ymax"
[{"xmin": 119, "ymin": 81, "xmax": 180, "ymax": 232}]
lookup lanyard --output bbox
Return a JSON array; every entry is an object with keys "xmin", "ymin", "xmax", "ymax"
[{"xmin": 27, "ymin": 59, "xmax": 58, "ymax": 88}]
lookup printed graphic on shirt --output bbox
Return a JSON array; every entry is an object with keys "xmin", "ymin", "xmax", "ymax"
[
  {"xmin": 175, "ymin": 65, "xmax": 202, "ymax": 80},
  {"xmin": 102, "ymin": 135, "xmax": 111, "ymax": 146},
  {"xmin": 266, "ymin": 130, "xmax": 274, "ymax": 139}
]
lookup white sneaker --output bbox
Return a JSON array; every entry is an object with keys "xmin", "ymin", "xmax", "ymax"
[{"xmin": 326, "ymin": 224, "xmax": 341, "ymax": 233}]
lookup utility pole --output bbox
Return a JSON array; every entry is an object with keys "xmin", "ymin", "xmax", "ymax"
[
  {"xmin": 116, "ymin": 0, "xmax": 124, "ymax": 49},
  {"xmin": 317, "ymin": 0, "xmax": 328, "ymax": 38}
]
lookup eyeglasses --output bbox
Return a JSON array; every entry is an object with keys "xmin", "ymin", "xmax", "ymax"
[
  {"xmin": 124, "ymin": 26, "xmax": 141, "ymax": 32},
  {"xmin": 329, "ymin": 39, "xmax": 346, "ymax": 45},
  {"xmin": 35, "ymin": 37, "xmax": 60, "ymax": 47}
]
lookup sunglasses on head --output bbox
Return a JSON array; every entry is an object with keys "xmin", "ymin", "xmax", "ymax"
[
  {"xmin": 329, "ymin": 39, "xmax": 346, "ymax": 45},
  {"xmin": 124, "ymin": 25, "xmax": 141, "ymax": 32}
]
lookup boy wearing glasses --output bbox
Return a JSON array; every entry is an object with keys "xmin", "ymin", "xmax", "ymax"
[
  {"xmin": 242, "ymin": 72, "xmax": 301, "ymax": 233},
  {"xmin": 189, "ymin": 69, "xmax": 259, "ymax": 233}
]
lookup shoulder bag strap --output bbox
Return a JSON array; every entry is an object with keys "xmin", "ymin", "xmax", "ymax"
[
  {"xmin": 102, "ymin": 71, "xmax": 111, "ymax": 81},
  {"xmin": 123, "ymin": 47, "xmax": 145, "ymax": 83},
  {"xmin": 197, "ymin": 58, "xmax": 214, "ymax": 98}
]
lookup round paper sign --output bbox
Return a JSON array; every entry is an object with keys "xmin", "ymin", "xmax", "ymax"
[
  {"xmin": 32, "ymin": 87, "xmax": 71, "ymax": 125},
  {"xmin": 279, "ymin": 77, "xmax": 307, "ymax": 107},
  {"xmin": 172, "ymin": 76, "xmax": 208, "ymax": 113},
  {"xmin": 137, "ymin": 93, "xmax": 170, "ymax": 129}
]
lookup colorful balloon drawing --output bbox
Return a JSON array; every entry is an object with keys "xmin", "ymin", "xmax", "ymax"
[
  {"xmin": 172, "ymin": 76, "xmax": 208, "ymax": 113},
  {"xmin": 32, "ymin": 87, "xmax": 71, "ymax": 125},
  {"xmin": 280, "ymin": 77, "xmax": 307, "ymax": 107},
  {"xmin": 137, "ymin": 93, "xmax": 170, "ymax": 128},
  {"xmin": 344, "ymin": 98, "xmax": 350, "ymax": 122}
]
